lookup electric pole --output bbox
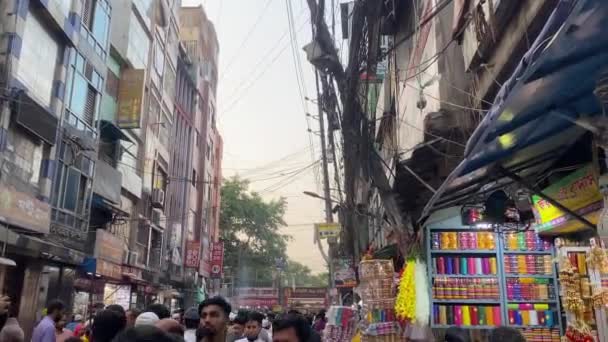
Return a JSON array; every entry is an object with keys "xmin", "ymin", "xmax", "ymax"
[{"xmin": 315, "ymin": 70, "xmax": 336, "ymax": 299}]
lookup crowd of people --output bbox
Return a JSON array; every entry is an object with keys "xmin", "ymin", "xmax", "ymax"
[{"xmin": 0, "ymin": 295, "xmax": 322, "ymax": 342}]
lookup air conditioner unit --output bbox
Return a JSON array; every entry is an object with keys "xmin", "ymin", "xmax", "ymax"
[
  {"xmin": 151, "ymin": 208, "xmax": 166, "ymax": 229},
  {"xmin": 128, "ymin": 251, "xmax": 140, "ymax": 266},
  {"xmin": 151, "ymin": 188, "xmax": 165, "ymax": 208}
]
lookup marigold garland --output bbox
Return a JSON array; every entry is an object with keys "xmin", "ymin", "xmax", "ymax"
[{"xmin": 395, "ymin": 259, "xmax": 416, "ymax": 322}]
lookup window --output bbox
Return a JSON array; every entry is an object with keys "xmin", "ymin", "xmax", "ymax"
[
  {"xmin": 17, "ymin": 9, "xmax": 60, "ymax": 107},
  {"xmin": 154, "ymin": 40, "xmax": 165, "ymax": 76},
  {"xmin": 65, "ymin": 52, "xmax": 103, "ymax": 131},
  {"xmin": 6, "ymin": 127, "xmax": 43, "ymax": 186},
  {"xmin": 127, "ymin": 11, "xmax": 150, "ymax": 68},
  {"xmin": 53, "ymin": 141, "xmax": 95, "ymax": 219},
  {"xmin": 163, "ymin": 64, "xmax": 176, "ymax": 100},
  {"xmin": 105, "ymin": 69, "xmax": 119, "ymax": 100},
  {"xmin": 154, "ymin": 165, "xmax": 167, "ymax": 191},
  {"xmin": 192, "ymin": 169, "xmax": 197, "ymax": 187},
  {"xmin": 81, "ymin": 0, "xmax": 110, "ymax": 58}
]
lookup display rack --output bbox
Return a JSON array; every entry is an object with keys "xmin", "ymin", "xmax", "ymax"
[
  {"xmin": 427, "ymin": 224, "xmax": 504, "ymax": 330},
  {"xmin": 425, "ymin": 221, "xmax": 563, "ymax": 340},
  {"xmin": 500, "ymin": 231, "xmax": 563, "ymax": 340}
]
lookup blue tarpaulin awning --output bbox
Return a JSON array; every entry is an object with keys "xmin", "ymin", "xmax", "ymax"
[{"xmin": 421, "ymin": 0, "xmax": 608, "ymax": 219}]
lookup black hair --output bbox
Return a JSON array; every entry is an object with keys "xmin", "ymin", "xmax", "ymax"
[
  {"xmin": 272, "ymin": 314, "xmax": 312, "ymax": 342},
  {"xmin": 146, "ymin": 303, "xmax": 171, "ymax": 320},
  {"xmin": 92, "ymin": 309, "xmax": 126, "ymax": 342},
  {"xmin": 247, "ymin": 311, "xmax": 264, "ymax": 324},
  {"xmin": 445, "ymin": 326, "xmax": 469, "ymax": 342},
  {"xmin": 233, "ymin": 312, "xmax": 248, "ymax": 325},
  {"xmin": 316, "ymin": 310, "xmax": 326, "ymax": 319},
  {"xmin": 184, "ymin": 318, "xmax": 199, "ymax": 330},
  {"xmin": 47, "ymin": 299, "xmax": 65, "ymax": 314},
  {"xmin": 126, "ymin": 308, "xmax": 141, "ymax": 319},
  {"xmin": 106, "ymin": 305, "xmax": 127, "ymax": 325},
  {"xmin": 198, "ymin": 296, "xmax": 231, "ymax": 317},
  {"xmin": 112, "ymin": 326, "xmax": 175, "ymax": 342},
  {"xmin": 489, "ymin": 327, "xmax": 526, "ymax": 342}
]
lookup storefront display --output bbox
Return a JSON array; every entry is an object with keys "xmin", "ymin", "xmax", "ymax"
[
  {"xmin": 323, "ymin": 306, "xmax": 357, "ymax": 342},
  {"xmin": 357, "ymin": 259, "xmax": 401, "ymax": 341},
  {"xmin": 426, "ymin": 220, "xmax": 562, "ymax": 341}
]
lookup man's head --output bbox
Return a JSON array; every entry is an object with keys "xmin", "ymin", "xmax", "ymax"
[
  {"xmin": 91, "ymin": 309, "xmax": 127, "ymax": 342},
  {"xmin": 232, "ymin": 312, "xmax": 248, "ymax": 337},
  {"xmin": 74, "ymin": 314, "xmax": 84, "ymax": 323},
  {"xmin": 106, "ymin": 305, "xmax": 127, "ymax": 327},
  {"xmin": 244, "ymin": 312, "xmax": 264, "ymax": 341},
  {"xmin": 56, "ymin": 314, "xmax": 68, "ymax": 331},
  {"xmin": 272, "ymin": 315, "xmax": 311, "ymax": 342},
  {"xmin": 125, "ymin": 309, "xmax": 141, "ymax": 328},
  {"xmin": 198, "ymin": 296, "xmax": 231, "ymax": 336},
  {"xmin": 47, "ymin": 300, "xmax": 66, "ymax": 322},
  {"xmin": 146, "ymin": 304, "xmax": 171, "ymax": 320},
  {"xmin": 183, "ymin": 307, "xmax": 200, "ymax": 330},
  {"xmin": 489, "ymin": 327, "xmax": 526, "ymax": 342},
  {"xmin": 113, "ymin": 326, "xmax": 174, "ymax": 342}
]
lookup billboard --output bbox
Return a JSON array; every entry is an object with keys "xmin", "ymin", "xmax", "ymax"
[
  {"xmin": 210, "ymin": 242, "xmax": 224, "ymax": 278},
  {"xmin": 185, "ymin": 240, "xmax": 200, "ymax": 268},
  {"xmin": 532, "ymin": 165, "xmax": 601, "ymax": 234},
  {"xmin": 117, "ymin": 69, "xmax": 145, "ymax": 128}
]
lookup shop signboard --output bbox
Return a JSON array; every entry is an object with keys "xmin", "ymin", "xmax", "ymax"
[
  {"xmin": 532, "ymin": 165, "xmax": 602, "ymax": 234},
  {"xmin": 0, "ymin": 184, "xmax": 50, "ymax": 234},
  {"xmin": 210, "ymin": 242, "xmax": 224, "ymax": 278},
  {"xmin": 333, "ymin": 258, "xmax": 357, "ymax": 288},
  {"xmin": 233, "ymin": 287, "xmax": 279, "ymax": 308},
  {"xmin": 94, "ymin": 230, "xmax": 125, "ymax": 265},
  {"xmin": 117, "ymin": 69, "xmax": 145, "ymax": 128},
  {"xmin": 315, "ymin": 223, "xmax": 341, "ymax": 239},
  {"xmin": 284, "ymin": 287, "xmax": 328, "ymax": 308},
  {"xmin": 185, "ymin": 240, "xmax": 200, "ymax": 268},
  {"xmin": 96, "ymin": 259, "xmax": 123, "ymax": 280}
]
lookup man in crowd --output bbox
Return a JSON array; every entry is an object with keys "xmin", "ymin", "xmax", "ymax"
[
  {"xmin": 198, "ymin": 297, "xmax": 231, "ymax": 342},
  {"xmin": 271, "ymin": 315, "xmax": 312, "ymax": 342},
  {"xmin": 91, "ymin": 309, "xmax": 126, "ymax": 342},
  {"xmin": 32, "ymin": 300, "xmax": 65, "ymax": 342},
  {"xmin": 236, "ymin": 312, "xmax": 264, "ymax": 342},
  {"xmin": 146, "ymin": 304, "xmax": 171, "ymax": 320},
  {"xmin": 125, "ymin": 309, "xmax": 141, "ymax": 328},
  {"xmin": 183, "ymin": 307, "xmax": 199, "ymax": 342}
]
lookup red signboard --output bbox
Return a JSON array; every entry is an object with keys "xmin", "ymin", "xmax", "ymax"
[
  {"xmin": 210, "ymin": 242, "xmax": 224, "ymax": 278},
  {"xmin": 185, "ymin": 240, "xmax": 200, "ymax": 268}
]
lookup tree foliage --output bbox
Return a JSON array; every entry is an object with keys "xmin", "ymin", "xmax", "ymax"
[{"xmin": 220, "ymin": 177, "xmax": 328, "ymax": 288}]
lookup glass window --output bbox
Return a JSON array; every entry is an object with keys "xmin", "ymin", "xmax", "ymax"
[
  {"xmin": 17, "ymin": 10, "xmax": 59, "ymax": 107},
  {"xmin": 92, "ymin": 1, "xmax": 109, "ymax": 48},
  {"xmin": 127, "ymin": 12, "xmax": 150, "ymax": 69},
  {"xmin": 69, "ymin": 73, "xmax": 88, "ymax": 118},
  {"xmin": 63, "ymin": 168, "xmax": 80, "ymax": 211},
  {"xmin": 154, "ymin": 41, "xmax": 164, "ymax": 76}
]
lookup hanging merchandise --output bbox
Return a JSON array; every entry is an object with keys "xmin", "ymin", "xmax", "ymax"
[
  {"xmin": 323, "ymin": 306, "xmax": 357, "ymax": 342},
  {"xmin": 395, "ymin": 260, "xmax": 415, "ymax": 322},
  {"xmin": 357, "ymin": 259, "xmax": 400, "ymax": 342},
  {"xmin": 565, "ymin": 323, "xmax": 595, "ymax": 342}
]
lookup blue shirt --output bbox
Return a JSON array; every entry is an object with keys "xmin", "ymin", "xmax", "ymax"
[{"xmin": 31, "ymin": 316, "xmax": 56, "ymax": 342}]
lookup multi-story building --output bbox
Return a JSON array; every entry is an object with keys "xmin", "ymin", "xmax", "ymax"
[{"xmin": 179, "ymin": 5, "xmax": 221, "ymax": 294}]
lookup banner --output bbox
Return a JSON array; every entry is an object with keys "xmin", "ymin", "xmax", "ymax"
[
  {"xmin": 333, "ymin": 258, "xmax": 357, "ymax": 288},
  {"xmin": 117, "ymin": 69, "xmax": 145, "ymax": 128},
  {"xmin": 315, "ymin": 223, "xmax": 341, "ymax": 239},
  {"xmin": 210, "ymin": 242, "xmax": 224, "ymax": 279},
  {"xmin": 185, "ymin": 240, "xmax": 200, "ymax": 268},
  {"xmin": 532, "ymin": 165, "xmax": 602, "ymax": 234}
]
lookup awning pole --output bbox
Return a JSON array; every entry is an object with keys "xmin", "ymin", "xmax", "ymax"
[{"xmin": 498, "ymin": 166, "xmax": 597, "ymax": 231}]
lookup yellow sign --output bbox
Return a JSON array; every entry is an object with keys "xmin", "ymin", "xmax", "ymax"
[
  {"xmin": 533, "ymin": 165, "xmax": 602, "ymax": 235},
  {"xmin": 117, "ymin": 69, "xmax": 145, "ymax": 128},
  {"xmin": 315, "ymin": 223, "xmax": 341, "ymax": 239}
]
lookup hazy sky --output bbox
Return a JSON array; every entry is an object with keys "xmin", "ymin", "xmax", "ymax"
[{"xmin": 182, "ymin": 0, "xmax": 342, "ymax": 273}]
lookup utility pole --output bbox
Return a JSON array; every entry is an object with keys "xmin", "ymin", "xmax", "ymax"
[{"xmin": 315, "ymin": 70, "xmax": 336, "ymax": 299}]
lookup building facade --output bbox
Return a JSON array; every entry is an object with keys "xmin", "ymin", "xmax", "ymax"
[{"xmin": 0, "ymin": 0, "xmax": 221, "ymax": 331}]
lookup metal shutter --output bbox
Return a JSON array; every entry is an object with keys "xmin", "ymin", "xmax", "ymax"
[{"xmin": 83, "ymin": 87, "xmax": 96, "ymax": 125}]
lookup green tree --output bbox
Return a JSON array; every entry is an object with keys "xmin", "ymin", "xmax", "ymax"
[
  {"xmin": 284, "ymin": 261, "xmax": 329, "ymax": 288},
  {"xmin": 220, "ymin": 177, "xmax": 290, "ymax": 287}
]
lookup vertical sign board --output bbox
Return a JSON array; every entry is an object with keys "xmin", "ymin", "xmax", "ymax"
[
  {"xmin": 210, "ymin": 242, "xmax": 224, "ymax": 279},
  {"xmin": 185, "ymin": 240, "xmax": 200, "ymax": 268},
  {"xmin": 117, "ymin": 69, "xmax": 145, "ymax": 129}
]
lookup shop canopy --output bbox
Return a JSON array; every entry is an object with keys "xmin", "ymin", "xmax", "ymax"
[{"xmin": 420, "ymin": 0, "xmax": 608, "ymax": 221}]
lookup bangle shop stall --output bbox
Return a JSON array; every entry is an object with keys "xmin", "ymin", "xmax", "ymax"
[{"xmin": 417, "ymin": 0, "xmax": 608, "ymax": 340}]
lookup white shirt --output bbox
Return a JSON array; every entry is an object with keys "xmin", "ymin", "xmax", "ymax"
[
  {"xmin": 236, "ymin": 338, "xmax": 264, "ymax": 342},
  {"xmin": 184, "ymin": 329, "xmax": 197, "ymax": 342}
]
